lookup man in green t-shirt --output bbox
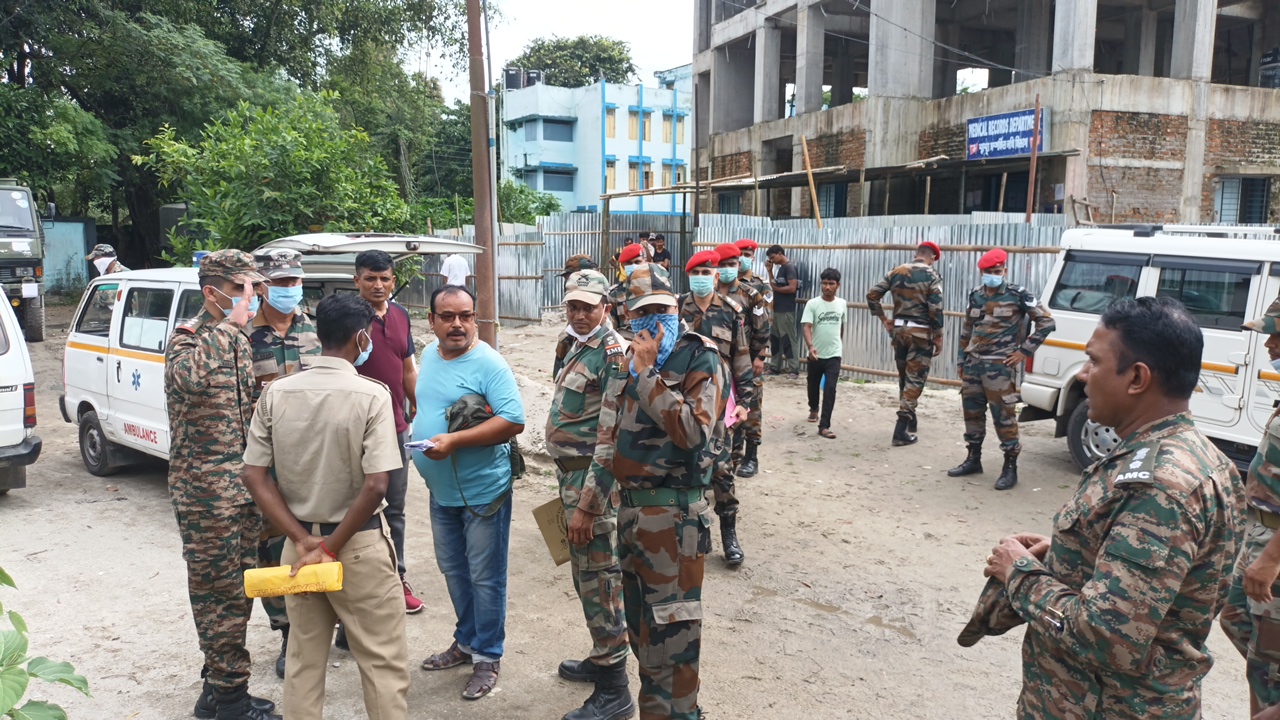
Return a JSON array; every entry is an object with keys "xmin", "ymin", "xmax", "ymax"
[{"xmin": 802, "ymin": 268, "xmax": 846, "ymax": 439}]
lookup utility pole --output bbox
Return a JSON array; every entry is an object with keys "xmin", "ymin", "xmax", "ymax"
[{"xmin": 467, "ymin": 0, "xmax": 497, "ymax": 347}]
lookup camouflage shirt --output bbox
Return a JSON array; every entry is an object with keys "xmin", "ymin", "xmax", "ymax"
[
  {"xmin": 722, "ymin": 279, "xmax": 771, "ymax": 361},
  {"xmin": 678, "ymin": 292, "xmax": 755, "ymax": 408},
  {"xmin": 247, "ymin": 308, "xmax": 321, "ymax": 402},
  {"xmin": 866, "ymin": 261, "xmax": 944, "ymax": 338},
  {"xmin": 1007, "ymin": 413, "xmax": 1244, "ymax": 720},
  {"xmin": 959, "ymin": 282, "xmax": 1055, "ymax": 360},
  {"xmin": 741, "ymin": 272, "xmax": 771, "ymax": 309},
  {"xmin": 545, "ymin": 323, "xmax": 626, "ymax": 515},
  {"xmin": 1246, "ymin": 409, "xmax": 1280, "ymax": 514},
  {"xmin": 598, "ymin": 329, "xmax": 726, "ymax": 490},
  {"xmin": 607, "ymin": 281, "xmax": 633, "ymax": 340},
  {"xmin": 164, "ymin": 309, "xmax": 256, "ymax": 511}
]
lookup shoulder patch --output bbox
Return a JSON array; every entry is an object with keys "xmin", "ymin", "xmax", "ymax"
[
  {"xmin": 685, "ymin": 331, "xmax": 719, "ymax": 351},
  {"xmin": 722, "ymin": 294, "xmax": 743, "ymax": 313},
  {"xmin": 1114, "ymin": 444, "xmax": 1158, "ymax": 486}
]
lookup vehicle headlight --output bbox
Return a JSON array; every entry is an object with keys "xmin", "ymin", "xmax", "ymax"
[{"xmin": 15, "ymin": 267, "xmax": 33, "ymax": 277}]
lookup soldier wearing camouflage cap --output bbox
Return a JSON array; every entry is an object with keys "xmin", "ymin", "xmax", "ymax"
[
  {"xmin": 561, "ymin": 254, "xmax": 599, "ymax": 278},
  {"xmin": 164, "ymin": 249, "xmax": 279, "ymax": 720},
  {"xmin": 977, "ymin": 296, "xmax": 1242, "ymax": 720},
  {"xmin": 1222, "ymin": 296, "xmax": 1280, "ymax": 717},
  {"xmin": 545, "ymin": 269, "xmax": 634, "ymax": 720},
  {"xmin": 247, "ymin": 247, "xmax": 321, "ymax": 678},
  {"xmin": 86, "ymin": 243, "xmax": 129, "ymax": 276},
  {"xmin": 551, "ymin": 256, "xmax": 605, "ymax": 380},
  {"xmin": 596, "ymin": 263, "xmax": 726, "ymax": 720}
]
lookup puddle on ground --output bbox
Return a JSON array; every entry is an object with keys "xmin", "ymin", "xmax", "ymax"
[
  {"xmin": 866, "ymin": 615, "xmax": 917, "ymax": 641},
  {"xmin": 795, "ymin": 598, "xmax": 842, "ymax": 614},
  {"xmin": 751, "ymin": 586, "xmax": 779, "ymax": 598}
]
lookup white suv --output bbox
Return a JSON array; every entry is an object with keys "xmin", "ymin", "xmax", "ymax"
[
  {"xmin": 1021, "ymin": 224, "xmax": 1280, "ymax": 471},
  {"xmin": 0, "ymin": 297, "xmax": 41, "ymax": 493}
]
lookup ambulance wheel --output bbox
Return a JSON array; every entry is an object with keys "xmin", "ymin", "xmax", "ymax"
[
  {"xmin": 79, "ymin": 410, "xmax": 120, "ymax": 476},
  {"xmin": 1066, "ymin": 399, "xmax": 1119, "ymax": 470}
]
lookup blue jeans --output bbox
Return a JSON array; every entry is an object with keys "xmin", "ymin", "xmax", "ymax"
[{"xmin": 429, "ymin": 493, "xmax": 512, "ymax": 661}]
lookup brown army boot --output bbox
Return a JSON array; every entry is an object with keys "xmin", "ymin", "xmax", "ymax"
[
  {"xmin": 721, "ymin": 514, "xmax": 744, "ymax": 567},
  {"xmin": 562, "ymin": 659, "xmax": 636, "ymax": 720},
  {"xmin": 892, "ymin": 418, "xmax": 917, "ymax": 446},
  {"xmin": 947, "ymin": 444, "xmax": 983, "ymax": 477},
  {"xmin": 994, "ymin": 453, "xmax": 1019, "ymax": 491}
]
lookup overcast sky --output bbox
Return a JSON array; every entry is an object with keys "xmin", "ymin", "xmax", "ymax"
[{"xmin": 415, "ymin": 0, "xmax": 696, "ymax": 102}]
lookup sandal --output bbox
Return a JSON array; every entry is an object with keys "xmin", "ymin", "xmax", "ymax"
[
  {"xmin": 463, "ymin": 660, "xmax": 500, "ymax": 700},
  {"xmin": 819, "ymin": 428, "xmax": 836, "ymax": 439},
  {"xmin": 421, "ymin": 641, "xmax": 471, "ymax": 671},
  {"xmin": 807, "ymin": 411, "xmax": 818, "ymax": 423}
]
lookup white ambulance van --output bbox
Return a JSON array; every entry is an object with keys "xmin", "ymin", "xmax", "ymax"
[
  {"xmin": 1020, "ymin": 224, "xmax": 1280, "ymax": 472},
  {"xmin": 59, "ymin": 233, "xmax": 481, "ymax": 475}
]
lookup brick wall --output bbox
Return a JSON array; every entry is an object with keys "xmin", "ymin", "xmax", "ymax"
[
  {"xmin": 805, "ymin": 130, "xmax": 867, "ymax": 169},
  {"xmin": 1202, "ymin": 120, "xmax": 1280, "ymax": 222},
  {"xmin": 1087, "ymin": 112, "xmax": 1187, "ymax": 223},
  {"xmin": 918, "ymin": 125, "xmax": 966, "ymax": 159},
  {"xmin": 711, "ymin": 152, "xmax": 752, "ymax": 179}
]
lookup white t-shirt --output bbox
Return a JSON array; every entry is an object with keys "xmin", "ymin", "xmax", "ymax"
[{"xmin": 441, "ymin": 254, "xmax": 470, "ymax": 286}]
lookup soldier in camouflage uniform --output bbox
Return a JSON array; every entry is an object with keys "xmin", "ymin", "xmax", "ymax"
[
  {"xmin": 717, "ymin": 242, "xmax": 769, "ymax": 481},
  {"xmin": 545, "ymin": 269, "xmax": 635, "ymax": 720},
  {"xmin": 247, "ymin": 248, "xmax": 322, "ymax": 679},
  {"xmin": 680, "ymin": 249, "xmax": 753, "ymax": 568},
  {"xmin": 165, "ymin": 250, "xmax": 279, "ymax": 720},
  {"xmin": 733, "ymin": 239, "xmax": 771, "ymax": 479},
  {"xmin": 866, "ymin": 241, "xmax": 944, "ymax": 446},
  {"xmin": 1221, "ymin": 297, "xmax": 1280, "ymax": 717},
  {"xmin": 973, "ymin": 296, "xmax": 1243, "ymax": 720},
  {"xmin": 552, "ymin": 254, "xmax": 601, "ymax": 380},
  {"xmin": 86, "ymin": 243, "xmax": 129, "ymax": 275},
  {"xmin": 948, "ymin": 247, "xmax": 1055, "ymax": 491},
  {"xmin": 607, "ymin": 244, "xmax": 647, "ymax": 341},
  {"xmin": 597, "ymin": 263, "xmax": 726, "ymax": 720}
]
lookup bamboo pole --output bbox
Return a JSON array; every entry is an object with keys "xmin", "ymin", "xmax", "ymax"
[
  {"xmin": 997, "ymin": 173, "xmax": 1008, "ymax": 213},
  {"xmin": 800, "ymin": 136, "xmax": 823, "ymax": 228},
  {"xmin": 924, "ymin": 176, "xmax": 933, "ymax": 215},
  {"xmin": 1025, "ymin": 93, "xmax": 1042, "ymax": 224}
]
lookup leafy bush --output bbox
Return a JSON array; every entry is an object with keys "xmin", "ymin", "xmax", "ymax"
[{"xmin": 0, "ymin": 567, "xmax": 90, "ymax": 719}]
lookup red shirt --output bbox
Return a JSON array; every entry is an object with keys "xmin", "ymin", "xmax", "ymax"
[{"xmin": 357, "ymin": 301, "xmax": 415, "ymax": 434}]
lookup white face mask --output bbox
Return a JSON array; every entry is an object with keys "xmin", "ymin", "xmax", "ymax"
[{"xmin": 92, "ymin": 257, "xmax": 114, "ymax": 275}]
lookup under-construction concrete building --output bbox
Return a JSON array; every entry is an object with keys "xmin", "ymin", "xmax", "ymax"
[{"xmin": 692, "ymin": 0, "xmax": 1280, "ymax": 224}]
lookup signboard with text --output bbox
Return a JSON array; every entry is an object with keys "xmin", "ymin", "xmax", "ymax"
[{"xmin": 966, "ymin": 108, "xmax": 1051, "ymax": 161}]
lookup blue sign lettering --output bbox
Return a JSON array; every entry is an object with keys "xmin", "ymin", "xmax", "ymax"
[{"xmin": 966, "ymin": 108, "xmax": 1051, "ymax": 161}]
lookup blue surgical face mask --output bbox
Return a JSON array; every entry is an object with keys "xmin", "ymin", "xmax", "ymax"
[
  {"xmin": 982, "ymin": 273, "xmax": 1004, "ymax": 289},
  {"xmin": 740, "ymin": 257, "xmax": 752, "ymax": 273},
  {"xmin": 689, "ymin": 275, "xmax": 715, "ymax": 297},
  {"xmin": 355, "ymin": 329, "xmax": 373, "ymax": 367},
  {"xmin": 215, "ymin": 287, "xmax": 260, "ymax": 314},
  {"xmin": 266, "ymin": 285, "xmax": 303, "ymax": 314},
  {"xmin": 719, "ymin": 267, "xmax": 738, "ymax": 285},
  {"xmin": 628, "ymin": 312, "xmax": 680, "ymax": 377},
  {"xmin": 624, "ymin": 263, "xmax": 642, "ymax": 278},
  {"xmin": 1272, "ymin": 357, "xmax": 1280, "ymax": 373}
]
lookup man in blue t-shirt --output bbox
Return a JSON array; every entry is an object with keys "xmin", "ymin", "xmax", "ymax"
[{"xmin": 411, "ymin": 285, "xmax": 525, "ymax": 702}]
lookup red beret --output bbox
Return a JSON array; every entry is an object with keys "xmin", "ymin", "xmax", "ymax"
[
  {"xmin": 978, "ymin": 248, "xmax": 1008, "ymax": 270},
  {"xmin": 918, "ymin": 241, "xmax": 941, "ymax": 259},
  {"xmin": 685, "ymin": 250, "xmax": 721, "ymax": 273},
  {"xmin": 713, "ymin": 243, "xmax": 741, "ymax": 261},
  {"xmin": 618, "ymin": 244, "xmax": 645, "ymax": 264},
  {"xmin": 734, "ymin": 238, "xmax": 759, "ymax": 251}
]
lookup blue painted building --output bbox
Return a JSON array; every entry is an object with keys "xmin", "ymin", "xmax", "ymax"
[{"xmin": 500, "ymin": 67, "xmax": 694, "ymax": 215}]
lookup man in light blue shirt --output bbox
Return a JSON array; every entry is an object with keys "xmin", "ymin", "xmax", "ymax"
[{"xmin": 411, "ymin": 285, "xmax": 525, "ymax": 701}]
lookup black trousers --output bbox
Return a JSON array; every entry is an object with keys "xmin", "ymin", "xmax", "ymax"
[{"xmin": 807, "ymin": 356, "xmax": 840, "ymax": 431}]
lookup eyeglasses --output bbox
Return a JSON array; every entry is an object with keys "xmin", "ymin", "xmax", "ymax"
[{"xmin": 435, "ymin": 312, "xmax": 477, "ymax": 324}]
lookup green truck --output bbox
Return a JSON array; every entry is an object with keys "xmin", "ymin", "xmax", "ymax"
[{"xmin": 0, "ymin": 180, "xmax": 46, "ymax": 342}]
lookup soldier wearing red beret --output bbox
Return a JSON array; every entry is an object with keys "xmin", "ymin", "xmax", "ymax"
[
  {"xmin": 732, "ymin": 239, "xmax": 771, "ymax": 480},
  {"xmin": 606, "ymin": 243, "xmax": 649, "ymax": 341}
]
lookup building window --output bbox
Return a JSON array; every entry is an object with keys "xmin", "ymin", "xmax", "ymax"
[
  {"xmin": 719, "ymin": 192, "xmax": 743, "ymax": 214},
  {"xmin": 643, "ymin": 112, "xmax": 653, "ymax": 142},
  {"xmin": 1216, "ymin": 177, "xmax": 1273, "ymax": 224},
  {"xmin": 677, "ymin": 117, "xmax": 686, "ymax": 145},
  {"xmin": 643, "ymin": 164, "xmax": 653, "ymax": 190},
  {"xmin": 544, "ymin": 171, "xmax": 574, "ymax": 193},
  {"xmin": 606, "ymin": 109, "xmax": 616, "ymax": 139},
  {"xmin": 629, "ymin": 163, "xmax": 639, "ymax": 190},
  {"xmin": 661, "ymin": 167, "xmax": 671, "ymax": 188},
  {"xmin": 544, "ymin": 120, "xmax": 574, "ymax": 142},
  {"xmin": 524, "ymin": 121, "xmax": 537, "ymax": 141},
  {"xmin": 663, "ymin": 116, "xmax": 673, "ymax": 144},
  {"xmin": 523, "ymin": 172, "xmax": 538, "ymax": 191},
  {"xmin": 817, "ymin": 183, "xmax": 848, "ymax": 219},
  {"xmin": 628, "ymin": 112, "xmax": 639, "ymax": 140},
  {"xmin": 606, "ymin": 162, "xmax": 617, "ymax": 191},
  {"xmin": 676, "ymin": 166, "xmax": 687, "ymax": 185}
]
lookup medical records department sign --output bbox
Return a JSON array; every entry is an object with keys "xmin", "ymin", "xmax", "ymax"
[{"xmin": 966, "ymin": 108, "xmax": 1051, "ymax": 161}]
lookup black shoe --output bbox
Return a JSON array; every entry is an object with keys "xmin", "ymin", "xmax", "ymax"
[
  {"xmin": 908, "ymin": 414, "xmax": 918, "ymax": 435},
  {"xmin": 203, "ymin": 685, "xmax": 279, "ymax": 720},
  {"xmin": 947, "ymin": 444, "xmax": 983, "ymax": 477},
  {"xmin": 994, "ymin": 453, "xmax": 1019, "ymax": 491},
  {"xmin": 274, "ymin": 626, "xmax": 288, "ymax": 679},
  {"xmin": 736, "ymin": 442, "xmax": 759, "ymax": 478},
  {"xmin": 558, "ymin": 658, "xmax": 605, "ymax": 683},
  {"xmin": 720, "ymin": 514, "xmax": 744, "ymax": 567},
  {"xmin": 334, "ymin": 623, "xmax": 348, "ymax": 651},
  {"xmin": 891, "ymin": 418, "xmax": 917, "ymax": 447},
  {"xmin": 562, "ymin": 660, "xmax": 636, "ymax": 720}
]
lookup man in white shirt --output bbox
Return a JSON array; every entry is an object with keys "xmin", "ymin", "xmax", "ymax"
[{"xmin": 441, "ymin": 254, "xmax": 470, "ymax": 287}]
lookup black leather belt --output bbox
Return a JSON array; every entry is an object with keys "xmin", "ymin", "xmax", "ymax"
[
  {"xmin": 555, "ymin": 456, "xmax": 593, "ymax": 472},
  {"xmin": 308, "ymin": 514, "xmax": 383, "ymax": 536}
]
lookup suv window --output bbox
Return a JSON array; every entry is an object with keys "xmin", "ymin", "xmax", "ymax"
[
  {"xmin": 1049, "ymin": 252, "xmax": 1144, "ymax": 314},
  {"xmin": 1156, "ymin": 268, "xmax": 1254, "ymax": 330},
  {"xmin": 175, "ymin": 289, "xmax": 204, "ymax": 328},
  {"xmin": 120, "ymin": 287, "xmax": 175, "ymax": 353},
  {"xmin": 74, "ymin": 283, "xmax": 119, "ymax": 337}
]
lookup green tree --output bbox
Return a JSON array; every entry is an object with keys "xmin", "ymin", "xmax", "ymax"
[
  {"xmin": 137, "ymin": 92, "xmax": 409, "ymax": 260},
  {"xmin": 0, "ymin": 565, "xmax": 91, "ymax": 720},
  {"xmin": 498, "ymin": 179, "xmax": 561, "ymax": 225},
  {"xmin": 0, "ymin": 85, "xmax": 117, "ymax": 206},
  {"xmin": 507, "ymin": 35, "xmax": 637, "ymax": 88}
]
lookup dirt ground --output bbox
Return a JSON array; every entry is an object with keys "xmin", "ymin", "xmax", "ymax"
[{"xmin": 2, "ymin": 304, "xmax": 1249, "ymax": 719}]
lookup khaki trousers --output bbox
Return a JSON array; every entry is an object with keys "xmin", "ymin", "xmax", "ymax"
[{"xmin": 281, "ymin": 518, "xmax": 409, "ymax": 720}]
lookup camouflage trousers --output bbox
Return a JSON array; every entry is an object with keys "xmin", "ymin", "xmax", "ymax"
[
  {"xmin": 618, "ymin": 497, "xmax": 713, "ymax": 720},
  {"xmin": 258, "ymin": 533, "xmax": 289, "ymax": 631},
  {"xmin": 960, "ymin": 357, "xmax": 1021, "ymax": 455},
  {"xmin": 559, "ymin": 468, "xmax": 629, "ymax": 667},
  {"xmin": 712, "ymin": 419, "xmax": 739, "ymax": 518},
  {"xmin": 175, "ymin": 501, "xmax": 262, "ymax": 690},
  {"xmin": 893, "ymin": 329, "xmax": 933, "ymax": 422},
  {"xmin": 1221, "ymin": 518, "xmax": 1280, "ymax": 707},
  {"xmin": 732, "ymin": 375, "xmax": 764, "ymax": 448}
]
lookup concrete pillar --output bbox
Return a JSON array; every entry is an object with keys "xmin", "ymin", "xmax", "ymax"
[
  {"xmin": 1052, "ymin": 0, "xmax": 1098, "ymax": 72},
  {"xmin": 795, "ymin": 4, "xmax": 826, "ymax": 115},
  {"xmin": 1015, "ymin": 0, "xmax": 1052, "ymax": 82},
  {"xmin": 1171, "ymin": 0, "xmax": 1217, "ymax": 81},
  {"xmin": 831, "ymin": 39, "xmax": 854, "ymax": 106},
  {"xmin": 1138, "ymin": 9, "xmax": 1158, "ymax": 76},
  {"xmin": 869, "ymin": 0, "xmax": 935, "ymax": 99},
  {"xmin": 754, "ymin": 25, "xmax": 782, "ymax": 123},
  {"xmin": 711, "ymin": 44, "xmax": 754, "ymax": 134},
  {"xmin": 934, "ymin": 23, "xmax": 959, "ymax": 98}
]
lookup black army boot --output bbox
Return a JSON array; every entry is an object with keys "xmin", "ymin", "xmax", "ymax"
[
  {"xmin": 891, "ymin": 418, "xmax": 917, "ymax": 447},
  {"xmin": 558, "ymin": 658, "xmax": 606, "ymax": 683},
  {"xmin": 994, "ymin": 453, "xmax": 1019, "ymax": 491},
  {"xmin": 562, "ymin": 660, "xmax": 636, "ymax": 720},
  {"xmin": 721, "ymin": 514, "xmax": 744, "ymax": 567},
  {"xmin": 274, "ymin": 626, "xmax": 288, "ymax": 679},
  {"xmin": 908, "ymin": 412, "xmax": 918, "ymax": 435},
  {"xmin": 198, "ymin": 684, "xmax": 278, "ymax": 720},
  {"xmin": 737, "ymin": 441, "xmax": 759, "ymax": 478},
  {"xmin": 947, "ymin": 444, "xmax": 983, "ymax": 477}
]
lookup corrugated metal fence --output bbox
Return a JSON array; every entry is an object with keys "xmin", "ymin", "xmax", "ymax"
[{"xmin": 539, "ymin": 212, "xmax": 695, "ymax": 300}]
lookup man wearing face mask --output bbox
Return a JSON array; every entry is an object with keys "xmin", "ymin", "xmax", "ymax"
[
  {"xmin": 680, "ymin": 250, "xmax": 753, "ymax": 567},
  {"xmin": 716, "ymin": 242, "xmax": 769, "ymax": 481},
  {"xmin": 948, "ymin": 248, "xmax": 1055, "ymax": 491},
  {"xmin": 164, "ymin": 249, "xmax": 279, "ymax": 720},
  {"xmin": 607, "ymin": 243, "xmax": 647, "ymax": 341},
  {"xmin": 246, "ymin": 248, "xmax": 321, "ymax": 678},
  {"xmin": 86, "ymin": 243, "xmax": 130, "ymax": 275}
]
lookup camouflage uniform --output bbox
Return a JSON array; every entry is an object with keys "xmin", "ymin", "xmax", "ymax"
[
  {"xmin": 867, "ymin": 261, "xmax": 943, "ymax": 423},
  {"xmin": 608, "ymin": 281, "xmax": 633, "ymax": 341},
  {"xmin": 553, "ymin": 254, "xmax": 603, "ymax": 380},
  {"xmin": 957, "ymin": 282, "xmax": 1055, "ymax": 455},
  {"xmin": 164, "ymin": 250, "xmax": 266, "ymax": 692},
  {"xmin": 598, "ymin": 265, "xmax": 726, "ymax": 719},
  {"xmin": 86, "ymin": 243, "xmax": 130, "ymax": 275},
  {"xmin": 999, "ymin": 413, "xmax": 1243, "ymax": 719},
  {"xmin": 740, "ymin": 272, "xmax": 772, "ymax": 446},
  {"xmin": 723, "ymin": 278, "xmax": 770, "ymax": 465}
]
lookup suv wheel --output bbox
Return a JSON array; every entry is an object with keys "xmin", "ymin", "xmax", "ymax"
[
  {"xmin": 1066, "ymin": 399, "xmax": 1120, "ymax": 470},
  {"xmin": 79, "ymin": 410, "xmax": 120, "ymax": 476}
]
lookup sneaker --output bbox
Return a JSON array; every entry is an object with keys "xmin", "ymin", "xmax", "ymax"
[{"xmin": 403, "ymin": 578, "xmax": 424, "ymax": 614}]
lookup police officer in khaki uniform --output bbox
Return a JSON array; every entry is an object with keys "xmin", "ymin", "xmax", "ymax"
[{"xmin": 243, "ymin": 293, "xmax": 409, "ymax": 720}]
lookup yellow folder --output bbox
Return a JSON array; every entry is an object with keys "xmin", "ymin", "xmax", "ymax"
[{"xmin": 244, "ymin": 563, "xmax": 344, "ymax": 598}]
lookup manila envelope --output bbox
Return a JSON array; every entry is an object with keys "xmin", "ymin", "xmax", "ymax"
[{"xmin": 532, "ymin": 497, "xmax": 571, "ymax": 566}]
